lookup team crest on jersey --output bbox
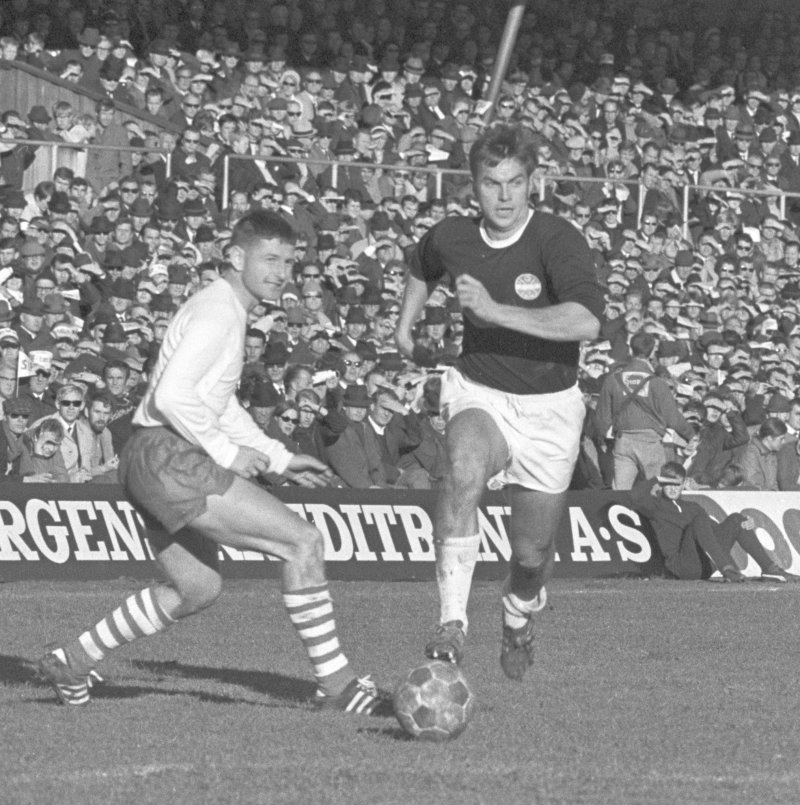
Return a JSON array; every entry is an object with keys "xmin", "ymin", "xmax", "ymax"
[{"xmin": 515, "ymin": 273, "xmax": 541, "ymax": 300}]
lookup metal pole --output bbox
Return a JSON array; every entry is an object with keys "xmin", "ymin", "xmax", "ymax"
[
  {"xmin": 222, "ymin": 155, "xmax": 229, "ymax": 210},
  {"xmin": 636, "ymin": 181, "xmax": 644, "ymax": 228},
  {"xmin": 682, "ymin": 185, "xmax": 689, "ymax": 241},
  {"xmin": 485, "ymin": 0, "xmax": 530, "ymax": 108}
]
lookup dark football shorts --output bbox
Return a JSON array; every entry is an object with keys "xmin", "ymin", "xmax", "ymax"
[{"xmin": 119, "ymin": 426, "xmax": 236, "ymax": 537}]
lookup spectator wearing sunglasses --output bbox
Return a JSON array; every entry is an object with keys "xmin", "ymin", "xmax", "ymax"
[{"xmin": 260, "ymin": 401, "xmax": 303, "ymax": 486}]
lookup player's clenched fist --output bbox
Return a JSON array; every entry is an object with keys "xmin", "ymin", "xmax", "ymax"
[
  {"xmin": 456, "ymin": 275, "xmax": 496, "ymax": 323},
  {"xmin": 231, "ymin": 446, "xmax": 271, "ymax": 478}
]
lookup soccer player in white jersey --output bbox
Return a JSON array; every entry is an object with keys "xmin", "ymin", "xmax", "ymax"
[
  {"xmin": 395, "ymin": 124, "xmax": 604, "ymax": 679},
  {"xmin": 38, "ymin": 211, "xmax": 391, "ymax": 715}
]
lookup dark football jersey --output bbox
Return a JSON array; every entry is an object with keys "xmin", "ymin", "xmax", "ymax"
[{"xmin": 410, "ymin": 211, "xmax": 604, "ymax": 394}]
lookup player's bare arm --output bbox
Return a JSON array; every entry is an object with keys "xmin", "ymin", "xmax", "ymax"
[
  {"xmin": 230, "ymin": 445, "xmax": 272, "ymax": 479},
  {"xmin": 395, "ymin": 274, "xmax": 433, "ymax": 357},
  {"xmin": 285, "ymin": 455, "xmax": 337, "ymax": 488},
  {"xmin": 455, "ymin": 275, "xmax": 601, "ymax": 342}
]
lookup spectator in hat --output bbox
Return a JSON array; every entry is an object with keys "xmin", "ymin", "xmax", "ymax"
[
  {"xmin": 685, "ymin": 393, "xmax": 750, "ymax": 488},
  {"xmin": 739, "ymin": 417, "xmax": 788, "ymax": 491},
  {"xmin": 339, "ymin": 307, "xmax": 370, "ymax": 352},
  {"xmin": 84, "ymin": 216, "xmax": 115, "ymax": 264},
  {"xmin": 396, "ymin": 374, "xmax": 447, "ymax": 489},
  {"xmin": 18, "ymin": 237, "xmax": 48, "ymax": 283},
  {"xmin": 281, "ymin": 306, "xmax": 307, "ymax": 350},
  {"xmin": 19, "ymin": 357, "xmax": 56, "ymax": 421},
  {"xmin": 412, "ymin": 305, "xmax": 460, "ymax": 367},
  {"xmin": 263, "ymin": 341, "xmax": 289, "ymax": 400},
  {"xmin": 15, "ymin": 299, "xmax": 54, "ymax": 353},
  {"xmin": 777, "ymin": 400, "xmax": 800, "ymax": 490},
  {"xmin": 325, "ymin": 384, "xmax": 422, "ymax": 488},
  {"xmin": 596, "ymin": 331, "xmax": 694, "ymax": 489},
  {"xmin": 293, "ymin": 388, "xmax": 347, "ymax": 467},
  {"xmin": 287, "ymin": 324, "xmax": 327, "ymax": 367},
  {"xmin": 166, "ymin": 264, "xmax": 192, "ymax": 306},
  {"xmin": 243, "ymin": 377, "xmax": 282, "ymax": 433},
  {"xmin": 779, "ymin": 130, "xmax": 800, "ymax": 195},
  {"xmin": 0, "ymin": 396, "xmax": 31, "ymax": 479},
  {"xmin": 0, "ymin": 112, "xmax": 39, "ymax": 190}
]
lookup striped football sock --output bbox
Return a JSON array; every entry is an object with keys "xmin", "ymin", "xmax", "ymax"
[
  {"xmin": 63, "ymin": 587, "xmax": 176, "ymax": 675},
  {"xmin": 502, "ymin": 585, "xmax": 548, "ymax": 630},
  {"xmin": 283, "ymin": 583, "xmax": 354, "ymax": 697}
]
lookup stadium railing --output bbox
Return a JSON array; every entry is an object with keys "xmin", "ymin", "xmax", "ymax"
[{"xmin": 8, "ymin": 137, "xmax": 800, "ymax": 238}]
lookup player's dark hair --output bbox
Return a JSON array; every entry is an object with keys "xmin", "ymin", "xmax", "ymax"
[
  {"xmin": 231, "ymin": 210, "xmax": 296, "ymax": 250},
  {"xmin": 659, "ymin": 461, "xmax": 686, "ymax": 481},
  {"xmin": 245, "ymin": 327, "xmax": 266, "ymax": 343},
  {"xmin": 468, "ymin": 124, "xmax": 538, "ymax": 178}
]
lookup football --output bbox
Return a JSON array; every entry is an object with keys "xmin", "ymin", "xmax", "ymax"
[{"xmin": 393, "ymin": 660, "xmax": 475, "ymax": 741}]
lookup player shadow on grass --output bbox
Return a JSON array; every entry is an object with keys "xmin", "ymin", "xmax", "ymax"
[
  {"xmin": 131, "ymin": 659, "xmax": 317, "ymax": 704},
  {"xmin": 1, "ymin": 653, "xmax": 314, "ymax": 708}
]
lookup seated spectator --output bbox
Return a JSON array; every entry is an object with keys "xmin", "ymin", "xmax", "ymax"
[
  {"xmin": 397, "ymin": 375, "xmax": 447, "ymax": 488},
  {"xmin": 777, "ymin": 424, "xmax": 800, "ymax": 491},
  {"xmin": 77, "ymin": 390, "xmax": 119, "ymax": 483},
  {"xmin": 325, "ymin": 385, "xmax": 422, "ymax": 488},
  {"xmin": 294, "ymin": 388, "xmax": 347, "ymax": 468},
  {"xmin": 0, "ymin": 396, "xmax": 30, "ymax": 480},
  {"xmin": 412, "ymin": 305, "xmax": 460, "ymax": 368},
  {"xmin": 20, "ymin": 418, "xmax": 70, "ymax": 483},
  {"xmin": 739, "ymin": 418, "xmax": 788, "ymax": 491},
  {"xmin": 261, "ymin": 400, "xmax": 301, "ymax": 486},
  {"xmin": 245, "ymin": 378, "xmax": 282, "ymax": 433},
  {"xmin": 629, "ymin": 462, "xmax": 799, "ymax": 582},
  {"xmin": 19, "ymin": 360, "xmax": 57, "ymax": 421},
  {"xmin": 47, "ymin": 383, "xmax": 92, "ymax": 483},
  {"xmin": 685, "ymin": 393, "xmax": 750, "ymax": 487}
]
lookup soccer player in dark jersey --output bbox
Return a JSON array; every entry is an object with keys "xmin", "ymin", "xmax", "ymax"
[
  {"xmin": 37, "ymin": 210, "xmax": 391, "ymax": 715},
  {"xmin": 395, "ymin": 124, "xmax": 604, "ymax": 679}
]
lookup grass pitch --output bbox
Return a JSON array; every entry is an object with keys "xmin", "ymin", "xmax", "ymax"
[{"xmin": 3, "ymin": 577, "xmax": 800, "ymax": 805}]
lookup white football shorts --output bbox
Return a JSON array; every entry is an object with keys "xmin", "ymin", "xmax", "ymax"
[{"xmin": 440, "ymin": 367, "xmax": 585, "ymax": 493}]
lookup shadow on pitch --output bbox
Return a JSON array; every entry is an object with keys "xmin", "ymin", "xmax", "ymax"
[
  {"xmin": 359, "ymin": 725, "xmax": 416, "ymax": 741},
  {"xmin": 132, "ymin": 659, "xmax": 316, "ymax": 703},
  {"xmin": 0, "ymin": 653, "xmax": 313, "ymax": 708}
]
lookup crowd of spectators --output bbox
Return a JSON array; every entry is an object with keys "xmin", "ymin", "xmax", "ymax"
[{"xmin": 2, "ymin": 0, "xmax": 800, "ymax": 490}]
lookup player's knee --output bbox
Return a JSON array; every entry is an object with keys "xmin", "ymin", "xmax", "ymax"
[
  {"xmin": 288, "ymin": 524, "xmax": 325, "ymax": 569},
  {"xmin": 175, "ymin": 568, "xmax": 223, "ymax": 613}
]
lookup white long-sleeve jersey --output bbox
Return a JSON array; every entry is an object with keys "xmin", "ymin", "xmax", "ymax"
[{"xmin": 133, "ymin": 278, "xmax": 293, "ymax": 475}]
